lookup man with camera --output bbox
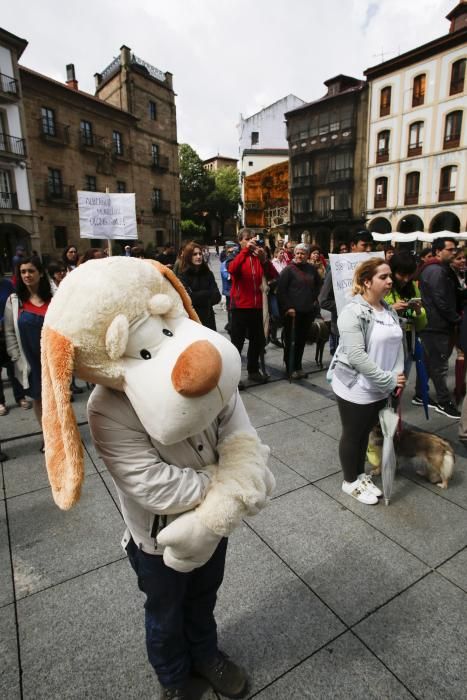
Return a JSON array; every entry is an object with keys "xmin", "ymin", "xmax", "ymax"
[{"xmin": 227, "ymin": 228, "xmax": 277, "ymax": 385}]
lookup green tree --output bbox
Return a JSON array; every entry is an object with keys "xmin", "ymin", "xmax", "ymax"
[
  {"xmin": 179, "ymin": 143, "xmax": 214, "ymax": 222},
  {"xmin": 207, "ymin": 166, "xmax": 240, "ymax": 235},
  {"xmin": 180, "ymin": 219, "xmax": 206, "ymax": 240}
]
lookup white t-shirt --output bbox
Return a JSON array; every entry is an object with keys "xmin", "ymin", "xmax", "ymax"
[{"xmin": 332, "ymin": 308, "xmax": 402, "ymax": 404}]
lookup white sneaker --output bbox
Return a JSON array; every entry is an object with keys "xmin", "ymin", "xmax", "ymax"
[
  {"xmin": 358, "ymin": 473, "xmax": 383, "ymax": 498},
  {"xmin": 342, "ymin": 478, "xmax": 379, "ymax": 505}
]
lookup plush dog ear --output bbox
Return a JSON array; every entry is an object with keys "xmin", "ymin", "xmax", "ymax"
[
  {"xmin": 41, "ymin": 326, "xmax": 84, "ymax": 510},
  {"xmin": 105, "ymin": 314, "xmax": 129, "ymax": 360}
]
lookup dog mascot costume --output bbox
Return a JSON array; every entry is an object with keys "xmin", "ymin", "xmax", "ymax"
[{"xmin": 41, "ymin": 257, "xmax": 275, "ymax": 700}]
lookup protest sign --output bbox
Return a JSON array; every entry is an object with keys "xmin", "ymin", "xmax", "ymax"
[
  {"xmin": 77, "ymin": 192, "xmax": 137, "ymax": 240},
  {"xmin": 329, "ymin": 251, "xmax": 384, "ymax": 315}
]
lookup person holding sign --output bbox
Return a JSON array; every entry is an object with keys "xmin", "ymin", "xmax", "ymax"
[{"xmin": 329, "ymin": 258, "xmax": 405, "ymax": 505}]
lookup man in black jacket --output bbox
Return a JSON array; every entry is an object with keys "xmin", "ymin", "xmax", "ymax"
[{"xmin": 419, "ymin": 237, "xmax": 461, "ymax": 419}]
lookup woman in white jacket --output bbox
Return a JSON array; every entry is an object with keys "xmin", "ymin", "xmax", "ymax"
[{"xmin": 331, "ymin": 257, "xmax": 406, "ymax": 505}]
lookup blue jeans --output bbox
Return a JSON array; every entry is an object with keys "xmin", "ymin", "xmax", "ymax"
[{"xmin": 126, "ymin": 537, "xmax": 227, "ymax": 688}]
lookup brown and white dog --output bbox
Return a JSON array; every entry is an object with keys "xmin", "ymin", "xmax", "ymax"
[{"xmin": 368, "ymin": 425, "xmax": 455, "ymax": 489}]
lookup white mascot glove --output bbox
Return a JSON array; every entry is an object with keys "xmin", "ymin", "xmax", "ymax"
[
  {"xmin": 158, "ymin": 432, "xmax": 275, "ymax": 573},
  {"xmin": 157, "ymin": 510, "xmax": 221, "ymax": 573}
]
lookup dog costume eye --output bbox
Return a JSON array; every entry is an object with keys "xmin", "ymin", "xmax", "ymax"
[
  {"xmin": 140, "ymin": 349, "xmax": 151, "ymax": 360},
  {"xmin": 163, "ymin": 329, "xmax": 173, "ymax": 337}
]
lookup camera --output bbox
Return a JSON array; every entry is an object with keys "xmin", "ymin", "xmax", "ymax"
[{"xmin": 256, "ymin": 237, "xmax": 265, "ymax": 247}]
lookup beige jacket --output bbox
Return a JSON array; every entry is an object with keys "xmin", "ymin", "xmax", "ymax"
[
  {"xmin": 4, "ymin": 293, "xmax": 29, "ymax": 390},
  {"xmin": 88, "ymin": 385, "xmax": 257, "ymax": 555}
]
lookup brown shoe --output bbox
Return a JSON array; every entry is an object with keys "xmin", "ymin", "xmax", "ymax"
[
  {"xmin": 193, "ymin": 651, "xmax": 248, "ymax": 698},
  {"xmin": 17, "ymin": 398, "xmax": 32, "ymax": 410},
  {"xmin": 0, "ymin": 404, "xmax": 8, "ymax": 416},
  {"xmin": 160, "ymin": 675, "xmax": 210, "ymax": 699}
]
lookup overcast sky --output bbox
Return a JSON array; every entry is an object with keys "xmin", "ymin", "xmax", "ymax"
[{"xmin": 2, "ymin": 0, "xmax": 456, "ymax": 160}]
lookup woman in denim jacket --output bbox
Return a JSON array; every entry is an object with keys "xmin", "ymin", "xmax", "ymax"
[{"xmin": 330, "ymin": 258, "xmax": 406, "ymax": 505}]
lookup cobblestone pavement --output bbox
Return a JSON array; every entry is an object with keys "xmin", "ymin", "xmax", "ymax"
[{"xmin": 1, "ymin": 252, "xmax": 466, "ymax": 699}]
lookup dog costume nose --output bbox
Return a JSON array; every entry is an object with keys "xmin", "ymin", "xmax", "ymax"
[{"xmin": 171, "ymin": 340, "xmax": 222, "ymax": 397}]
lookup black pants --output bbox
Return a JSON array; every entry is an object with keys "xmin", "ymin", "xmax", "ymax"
[
  {"xmin": 336, "ymin": 395, "xmax": 387, "ymax": 482},
  {"xmin": 419, "ymin": 331, "xmax": 452, "ymax": 405},
  {"xmin": 230, "ymin": 308, "xmax": 265, "ymax": 373},
  {"xmin": 283, "ymin": 311, "xmax": 313, "ymax": 372}
]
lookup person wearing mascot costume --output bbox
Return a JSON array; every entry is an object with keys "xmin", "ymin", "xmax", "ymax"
[{"xmin": 41, "ymin": 257, "xmax": 275, "ymax": 700}]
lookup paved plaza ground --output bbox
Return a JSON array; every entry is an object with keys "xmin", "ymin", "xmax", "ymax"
[{"xmin": 1, "ymin": 253, "xmax": 467, "ymax": 699}]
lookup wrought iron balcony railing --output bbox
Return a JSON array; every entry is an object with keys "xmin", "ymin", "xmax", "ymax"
[
  {"xmin": 45, "ymin": 181, "xmax": 75, "ymax": 202},
  {"xmin": 0, "ymin": 72, "xmax": 19, "ymax": 99},
  {"xmin": 0, "ymin": 191, "xmax": 18, "ymax": 209},
  {"xmin": 38, "ymin": 118, "xmax": 70, "ymax": 145},
  {"xmin": 0, "ymin": 132, "xmax": 26, "ymax": 157},
  {"xmin": 151, "ymin": 154, "xmax": 169, "ymax": 172},
  {"xmin": 152, "ymin": 199, "xmax": 170, "ymax": 213}
]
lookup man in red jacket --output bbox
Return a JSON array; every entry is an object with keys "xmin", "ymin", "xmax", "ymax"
[{"xmin": 228, "ymin": 229, "xmax": 278, "ymax": 384}]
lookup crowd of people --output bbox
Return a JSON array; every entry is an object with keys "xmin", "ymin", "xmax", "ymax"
[{"xmin": 1, "ymin": 232, "xmax": 466, "ymax": 490}]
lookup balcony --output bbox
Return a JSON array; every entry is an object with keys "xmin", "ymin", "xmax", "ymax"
[
  {"xmin": 312, "ymin": 168, "xmax": 353, "ymax": 186},
  {"xmin": 79, "ymin": 131, "xmax": 108, "ymax": 152},
  {"xmin": 404, "ymin": 192, "xmax": 419, "ymax": 206},
  {"xmin": 38, "ymin": 119, "xmax": 70, "ymax": 146},
  {"xmin": 439, "ymin": 188, "xmax": 455, "ymax": 202},
  {"xmin": 443, "ymin": 134, "xmax": 460, "ymax": 150},
  {"xmin": 151, "ymin": 155, "xmax": 169, "ymax": 173},
  {"xmin": 244, "ymin": 201, "xmax": 262, "ymax": 211},
  {"xmin": 376, "ymin": 149, "xmax": 389, "ymax": 164},
  {"xmin": 291, "ymin": 175, "xmax": 312, "ymax": 188},
  {"xmin": 152, "ymin": 199, "xmax": 170, "ymax": 214},
  {"xmin": 0, "ymin": 72, "xmax": 19, "ymax": 102},
  {"xmin": 0, "ymin": 191, "xmax": 18, "ymax": 209},
  {"xmin": 293, "ymin": 208, "xmax": 352, "ymax": 224},
  {"xmin": 44, "ymin": 182, "xmax": 75, "ymax": 204},
  {"xmin": 374, "ymin": 195, "xmax": 387, "ymax": 209},
  {"xmin": 0, "ymin": 133, "xmax": 26, "ymax": 160},
  {"xmin": 407, "ymin": 144, "xmax": 422, "ymax": 157}
]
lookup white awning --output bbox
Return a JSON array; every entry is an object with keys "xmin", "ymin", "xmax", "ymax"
[{"xmin": 370, "ymin": 230, "xmax": 467, "ymax": 243}]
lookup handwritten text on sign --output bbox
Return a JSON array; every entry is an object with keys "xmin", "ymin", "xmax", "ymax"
[
  {"xmin": 77, "ymin": 192, "xmax": 137, "ymax": 240},
  {"xmin": 329, "ymin": 252, "xmax": 384, "ymax": 315}
]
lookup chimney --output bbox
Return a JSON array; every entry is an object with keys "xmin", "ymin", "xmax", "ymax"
[
  {"xmin": 66, "ymin": 63, "xmax": 78, "ymax": 90},
  {"xmin": 446, "ymin": 1, "xmax": 467, "ymax": 33}
]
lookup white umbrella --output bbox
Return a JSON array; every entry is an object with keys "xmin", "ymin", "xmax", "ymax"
[{"xmin": 378, "ymin": 405, "xmax": 400, "ymax": 505}]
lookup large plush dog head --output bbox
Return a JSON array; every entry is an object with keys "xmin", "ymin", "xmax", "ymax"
[{"xmin": 42, "ymin": 257, "xmax": 241, "ymax": 510}]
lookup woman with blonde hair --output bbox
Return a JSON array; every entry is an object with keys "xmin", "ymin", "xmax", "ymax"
[{"xmin": 329, "ymin": 257, "xmax": 406, "ymax": 504}]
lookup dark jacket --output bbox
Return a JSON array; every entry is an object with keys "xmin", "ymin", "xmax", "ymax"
[
  {"xmin": 227, "ymin": 247, "xmax": 277, "ymax": 310},
  {"xmin": 277, "ymin": 262, "xmax": 321, "ymax": 316},
  {"xmin": 419, "ymin": 258, "xmax": 461, "ymax": 334},
  {"xmin": 179, "ymin": 265, "xmax": 221, "ymax": 330}
]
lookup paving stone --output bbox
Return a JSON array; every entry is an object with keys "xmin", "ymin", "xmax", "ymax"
[
  {"xmin": 437, "ymin": 548, "xmax": 467, "ymax": 592},
  {"xmin": 297, "ymin": 403, "xmax": 340, "ymax": 440},
  {"xmin": 17, "ymin": 559, "xmax": 158, "ymax": 700},
  {"xmin": 268, "ymin": 454, "xmax": 309, "ymax": 498},
  {"xmin": 247, "ymin": 486, "xmax": 429, "ymax": 626},
  {"xmin": 2, "ymin": 434, "xmax": 97, "ymax": 498},
  {"xmin": 249, "ymin": 380, "xmax": 335, "ymax": 417},
  {"xmin": 254, "ymin": 631, "xmax": 413, "ymax": 699},
  {"xmin": 0, "ymin": 604, "xmax": 19, "ymax": 699},
  {"xmin": 239, "ymin": 392, "xmax": 289, "ymax": 428},
  {"xmin": 317, "ymin": 472, "xmax": 467, "ymax": 567},
  {"xmin": 8, "ymin": 473, "xmax": 124, "ymax": 598},
  {"xmin": 257, "ymin": 418, "xmax": 341, "ymax": 481},
  {"xmin": 354, "ymin": 573, "xmax": 467, "ymax": 700},
  {"xmin": 217, "ymin": 524, "xmax": 344, "ymax": 695},
  {"xmin": 0, "ymin": 501, "xmax": 13, "ymax": 608},
  {"xmin": 79, "ymin": 422, "xmax": 106, "ymax": 471}
]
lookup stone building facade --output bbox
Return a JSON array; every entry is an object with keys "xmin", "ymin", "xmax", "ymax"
[
  {"xmin": 364, "ymin": 2, "xmax": 467, "ymax": 235},
  {"xmin": 286, "ymin": 75, "xmax": 368, "ymax": 251},
  {"xmin": 0, "ymin": 28, "xmax": 40, "ymax": 272},
  {"xmin": 20, "ymin": 44, "xmax": 180, "ymax": 260}
]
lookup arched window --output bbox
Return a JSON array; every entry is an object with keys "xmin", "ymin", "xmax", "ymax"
[
  {"xmin": 412, "ymin": 74, "xmax": 426, "ymax": 107},
  {"xmin": 408, "ymin": 121, "xmax": 424, "ymax": 156},
  {"xmin": 404, "ymin": 172, "xmax": 420, "ymax": 205},
  {"xmin": 450, "ymin": 58, "xmax": 466, "ymax": 96},
  {"xmin": 439, "ymin": 165, "xmax": 458, "ymax": 202},
  {"xmin": 380, "ymin": 86, "xmax": 391, "ymax": 117},
  {"xmin": 376, "ymin": 130, "xmax": 390, "ymax": 163},
  {"xmin": 443, "ymin": 111, "xmax": 463, "ymax": 149},
  {"xmin": 374, "ymin": 177, "xmax": 388, "ymax": 208}
]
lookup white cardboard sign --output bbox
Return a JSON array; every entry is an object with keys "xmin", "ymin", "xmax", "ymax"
[
  {"xmin": 329, "ymin": 251, "xmax": 385, "ymax": 315},
  {"xmin": 77, "ymin": 191, "xmax": 137, "ymax": 240}
]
